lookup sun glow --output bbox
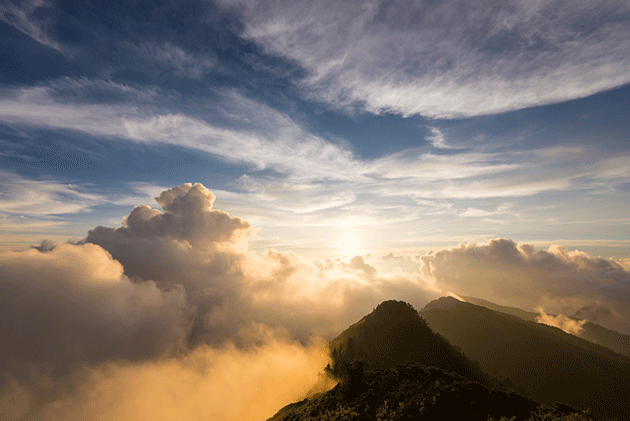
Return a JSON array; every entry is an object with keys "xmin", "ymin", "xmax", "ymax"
[{"xmin": 336, "ymin": 230, "xmax": 362, "ymax": 257}]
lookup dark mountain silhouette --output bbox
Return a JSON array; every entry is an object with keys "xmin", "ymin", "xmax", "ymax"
[
  {"xmin": 267, "ymin": 363, "xmax": 590, "ymax": 421},
  {"xmin": 421, "ymin": 297, "xmax": 630, "ymax": 421},
  {"xmin": 327, "ymin": 300, "xmax": 487, "ymax": 384},
  {"xmin": 578, "ymin": 320, "xmax": 630, "ymax": 359},
  {"xmin": 462, "ymin": 295, "xmax": 630, "ymax": 358},
  {"xmin": 268, "ymin": 300, "xmax": 591, "ymax": 421},
  {"xmin": 460, "ymin": 295, "xmax": 539, "ymax": 321}
]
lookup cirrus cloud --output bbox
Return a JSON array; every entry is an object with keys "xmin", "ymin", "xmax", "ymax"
[{"xmin": 221, "ymin": 0, "xmax": 630, "ymax": 118}]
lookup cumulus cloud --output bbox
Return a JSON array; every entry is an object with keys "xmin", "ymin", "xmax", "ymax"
[
  {"xmin": 0, "ymin": 182, "xmax": 441, "ymax": 420},
  {"xmin": 420, "ymin": 238, "xmax": 630, "ymax": 334},
  {"xmin": 0, "ymin": 243, "xmax": 190, "ymax": 375},
  {"xmin": 3, "ymin": 183, "xmax": 630, "ymax": 419},
  {"xmin": 221, "ymin": 0, "xmax": 630, "ymax": 118},
  {"xmin": 85, "ymin": 183, "xmax": 438, "ymax": 342}
]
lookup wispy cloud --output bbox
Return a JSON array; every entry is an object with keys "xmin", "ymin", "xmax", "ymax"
[
  {"xmin": 0, "ymin": 170, "xmax": 104, "ymax": 215},
  {"xmin": 427, "ymin": 127, "xmax": 456, "ymax": 149},
  {"xmin": 2, "ymin": 78, "xmax": 629, "ymax": 241},
  {"xmin": 124, "ymin": 41, "xmax": 216, "ymax": 79},
  {"xmin": 461, "ymin": 203, "xmax": 516, "ymax": 218},
  {"xmin": 0, "ymin": 82, "xmax": 364, "ymax": 182},
  {"xmin": 536, "ymin": 308, "xmax": 587, "ymax": 336},
  {"xmin": 222, "ymin": 0, "xmax": 630, "ymax": 118},
  {"xmin": 0, "ymin": 0, "xmax": 67, "ymax": 54}
]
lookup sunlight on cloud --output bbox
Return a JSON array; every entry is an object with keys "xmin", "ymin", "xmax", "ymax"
[
  {"xmin": 0, "ymin": 170, "xmax": 104, "ymax": 215},
  {"xmin": 420, "ymin": 239, "xmax": 630, "ymax": 334},
  {"xmin": 39, "ymin": 340, "xmax": 327, "ymax": 421},
  {"xmin": 0, "ymin": 182, "xmax": 442, "ymax": 420},
  {"xmin": 1, "ymin": 183, "xmax": 629, "ymax": 420},
  {"xmin": 1, "ymin": 79, "xmax": 629, "ymax": 249},
  {"xmin": 535, "ymin": 308, "xmax": 587, "ymax": 336}
]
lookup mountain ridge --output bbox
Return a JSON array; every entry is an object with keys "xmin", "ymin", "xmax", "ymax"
[
  {"xmin": 267, "ymin": 299, "xmax": 594, "ymax": 421},
  {"xmin": 327, "ymin": 300, "xmax": 487, "ymax": 384},
  {"xmin": 421, "ymin": 297, "xmax": 630, "ymax": 421}
]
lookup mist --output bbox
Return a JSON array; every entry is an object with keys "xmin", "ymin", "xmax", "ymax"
[
  {"xmin": 535, "ymin": 308, "xmax": 587, "ymax": 336},
  {"xmin": 420, "ymin": 239, "xmax": 630, "ymax": 335},
  {"xmin": 2, "ymin": 184, "xmax": 629, "ymax": 420},
  {"xmin": 1, "ymin": 339, "xmax": 327, "ymax": 421},
  {"xmin": 0, "ymin": 183, "xmax": 438, "ymax": 420}
]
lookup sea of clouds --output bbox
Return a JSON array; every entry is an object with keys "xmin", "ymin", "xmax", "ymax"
[{"xmin": 1, "ymin": 183, "xmax": 628, "ymax": 420}]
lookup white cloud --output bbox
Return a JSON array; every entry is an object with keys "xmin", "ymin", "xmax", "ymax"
[
  {"xmin": 420, "ymin": 238, "xmax": 630, "ymax": 334},
  {"xmin": 2, "ymin": 79, "xmax": 629, "ymax": 242},
  {"xmin": 427, "ymin": 127, "xmax": 454, "ymax": 149},
  {"xmin": 221, "ymin": 0, "xmax": 630, "ymax": 118},
  {"xmin": 0, "ymin": 183, "xmax": 442, "ymax": 419},
  {"xmin": 0, "ymin": 82, "xmax": 364, "ymax": 182},
  {"xmin": 0, "ymin": 0, "xmax": 67, "ymax": 54},
  {"xmin": 368, "ymin": 151, "xmax": 520, "ymax": 181},
  {"xmin": 0, "ymin": 170, "xmax": 105, "ymax": 215},
  {"xmin": 124, "ymin": 41, "xmax": 216, "ymax": 79}
]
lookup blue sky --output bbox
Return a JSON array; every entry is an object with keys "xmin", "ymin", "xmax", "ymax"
[{"xmin": 1, "ymin": 0, "xmax": 630, "ymax": 259}]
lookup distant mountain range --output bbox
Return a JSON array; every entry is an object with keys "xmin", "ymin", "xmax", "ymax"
[
  {"xmin": 461, "ymin": 296, "xmax": 630, "ymax": 358},
  {"xmin": 268, "ymin": 299, "xmax": 605, "ymax": 421},
  {"xmin": 421, "ymin": 297, "xmax": 630, "ymax": 421}
]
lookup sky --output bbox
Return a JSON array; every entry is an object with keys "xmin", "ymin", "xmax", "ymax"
[{"xmin": 1, "ymin": 1, "xmax": 630, "ymax": 420}]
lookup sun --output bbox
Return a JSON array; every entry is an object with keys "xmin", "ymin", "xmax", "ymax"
[{"xmin": 336, "ymin": 230, "xmax": 362, "ymax": 257}]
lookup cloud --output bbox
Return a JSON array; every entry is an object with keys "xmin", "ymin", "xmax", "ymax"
[
  {"xmin": 427, "ymin": 127, "xmax": 454, "ymax": 149},
  {"xmin": 0, "ymin": 170, "xmax": 105, "ymax": 216},
  {"xmin": 2, "ymin": 79, "xmax": 629, "ymax": 250},
  {"xmin": 124, "ymin": 41, "xmax": 216, "ymax": 79},
  {"xmin": 368, "ymin": 150, "xmax": 520, "ymax": 181},
  {"xmin": 461, "ymin": 203, "xmax": 515, "ymax": 220},
  {"xmin": 420, "ymin": 238, "xmax": 630, "ymax": 334},
  {"xmin": 4, "ymin": 183, "xmax": 630, "ymax": 419},
  {"xmin": 2, "ymin": 79, "xmax": 628, "ymax": 228},
  {"xmin": 0, "ymin": 242, "xmax": 190, "ymax": 375},
  {"xmin": 221, "ymin": 0, "xmax": 630, "ymax": 118},
  {"xmin": 0, "ymin": 0, "xmax": 67, "ymax": 54},
  {"xmin": 0, "ymin": 81, "xmax": 364, "ymax": 182},
  {"xmin": 535, "ymin": 308, "xmax": 586, "ymax": 336},
  {"xmin": 84, "ymin": 183, "xmax": 438, "ymax": 342},
  {"xmin": 2, "ymin": 339, "xmax": 327, "ymax": 421},
  {"xmin": 0, "ymin": 182, "xmax": 444, "ymax": 419}
]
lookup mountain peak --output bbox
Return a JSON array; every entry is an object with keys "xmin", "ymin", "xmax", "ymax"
[
  {"xmin": 328, "ymin": 300, "xmax": 487, "ymax": 383},
  {"xmin": 422, "ymin": 296, "xmax": 465, "ymax": 311},
  {"xmin": 370, "ymin": 299, "xmax": 418, "ymax": 319}
]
